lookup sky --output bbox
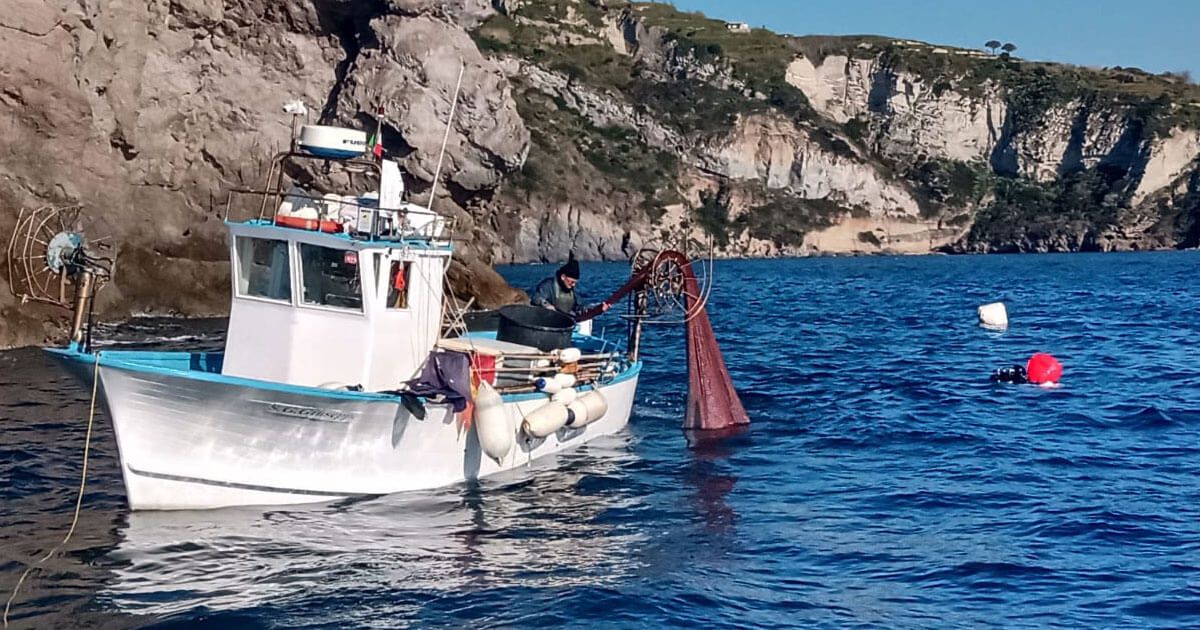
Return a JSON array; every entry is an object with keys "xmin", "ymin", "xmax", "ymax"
[{"xmin": 670, "ymin": 0, "xmax": 1199, "ymax": 76}]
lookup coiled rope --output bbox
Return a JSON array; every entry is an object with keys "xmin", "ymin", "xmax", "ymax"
[{"xmin": 3, "ymin": 351, "xmax": 101, "ymax": 627}]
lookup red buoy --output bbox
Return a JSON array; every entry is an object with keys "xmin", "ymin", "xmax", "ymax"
[{"xmin": 1026, "ymin": 353, "xmax": 1063, "ymax": 384}]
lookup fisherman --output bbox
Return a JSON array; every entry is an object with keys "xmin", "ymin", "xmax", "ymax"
[
  {"xmin": 990, "ymin": 364, "xmax": 1029, "ymax": 384},
  {"xmin": 531, "ymin": 253, "xmax": 610, "ymax": 319},
  {"xmin": 992, "ymin": 352, "xmax": 1063, "ymax": 386}
]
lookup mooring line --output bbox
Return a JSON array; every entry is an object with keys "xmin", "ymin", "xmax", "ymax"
[{"xmin": 4, "ymin": 351, "xmax": 101, "ymax": 627}]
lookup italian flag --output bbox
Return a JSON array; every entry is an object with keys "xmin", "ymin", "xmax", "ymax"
[{"xmin": 368, "ymin": 110, "xmax": 384, "ymax": 158}]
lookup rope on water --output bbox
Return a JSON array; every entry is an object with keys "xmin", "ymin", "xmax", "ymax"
[{"xmin": 3, "ymin": 351, "xmax": 101, "ymax": 627}]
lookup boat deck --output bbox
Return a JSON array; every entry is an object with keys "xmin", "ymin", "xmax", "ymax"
[{"xmin": 45, "ymin": 332, "xmax": 638, "ymax": 404}]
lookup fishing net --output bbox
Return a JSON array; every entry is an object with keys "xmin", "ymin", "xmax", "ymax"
[{"xmin": 578, "ymin": 250, "xmax": 749, "ymax": 432}]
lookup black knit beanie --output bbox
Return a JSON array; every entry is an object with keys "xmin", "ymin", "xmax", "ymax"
[{"xmin": 558, "ymin": 253, "xmax": 580, "ymax": 280}]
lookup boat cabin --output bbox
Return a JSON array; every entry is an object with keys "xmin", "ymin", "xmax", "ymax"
[{"xmin": 220, "ymin": 125, "xmax": 453, "ymax": 390}]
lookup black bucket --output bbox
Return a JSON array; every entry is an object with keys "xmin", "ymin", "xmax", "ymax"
[
  {"xmin": 462, "ymin": 310, "xmax": 501, "ymax": 333},
  {"xmin": 496, "ymin": 305, "xmax": 575, "ymax": 351}
]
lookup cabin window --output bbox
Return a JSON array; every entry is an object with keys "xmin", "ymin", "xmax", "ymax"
[
  {"xmin": 385, "ymin": 260, "xmax": 412, "ymax": 309},
  {"xmin": 299, "ymin": 244, "xmax": 362, "ymax": 310},
  {"xmin": 235, "ymin": 237, "xmax": 292, "ymax": 302}
]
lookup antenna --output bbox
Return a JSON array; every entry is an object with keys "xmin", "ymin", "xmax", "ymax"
[{"xmin": 428, "ymin": 62, "xmax": 465, "ymax": 210}]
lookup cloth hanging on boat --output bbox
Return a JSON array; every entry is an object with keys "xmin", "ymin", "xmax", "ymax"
[
  {"xmin": 404, "ymin": 351, "xmax": 474, "ymax": 412},
  {"xmin": 399, "ymin": 392, "xmax": 426, "ymax": 420}
]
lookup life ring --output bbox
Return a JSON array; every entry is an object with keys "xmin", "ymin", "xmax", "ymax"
[{"xmin": 275, "ymin": 215, "xmax": 341, "ymax": 233}]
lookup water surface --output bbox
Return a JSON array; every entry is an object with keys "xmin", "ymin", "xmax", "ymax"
[{"xmin": 2, "ymin": 252, "xmax": 1199, "ymax": 628}]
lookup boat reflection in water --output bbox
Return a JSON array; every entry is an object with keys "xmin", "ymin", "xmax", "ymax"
[{"xmin": 98, "ymin": 434, "xmax": 644, "ymax": 619}]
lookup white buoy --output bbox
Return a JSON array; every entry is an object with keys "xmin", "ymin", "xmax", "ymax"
[
  {"xmin": 522, "ymin": 402, "xmax": 570, "ymax": 438},
  {"xmin": 551, "ymin": 387, "xmax": 577, "ymax": 404},
  {"xmin": 558, "ymin": 347, "xmax": 582, "ymax": 364},
  {"xmin": 978, "ymin": 302, "xmax": 1008, "ymax": 330},
  {"xmin": 534, "ymin": 377, "xmax": 562, "ymax": 395},
  {"xmin": 474, "ymin": 382, "xmax": 513, "ymax": 461},
  {"xmin": 565, "ymin": 400, "xmax": 590, "ymax": 427},
  {"xmin": 576, "ymin": 390, "xmax": 608, "ymax": 423},
  {"xmin": 552, "ymin": 373, "xmax": 576, "ymax": 389}
]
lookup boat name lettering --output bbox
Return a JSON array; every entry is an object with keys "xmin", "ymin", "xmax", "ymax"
[{"xmin": 266, "ymin": 402, "xmax": 351, "ymax": 423}]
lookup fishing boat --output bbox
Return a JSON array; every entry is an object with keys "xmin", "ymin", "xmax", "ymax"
[
  {"xmin": 32, "ymin": 120, "xmax": 645, "ymax": 510},
  {"xmin": 12, "ymin": 102, "xmax": 748, "ymax": 512}
]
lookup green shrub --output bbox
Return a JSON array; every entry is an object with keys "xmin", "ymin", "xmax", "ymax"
[
  {"xmin": 630, "ymin": 79, "xmax": 757, "ymax": 135},
  {"xmin": 693, "ymin": 191, "xmax": 732, "ymax": 247},
  {"xmin": 580, "ymin": 124, "xmax": 678, "ymax": 198},
  {"xmin": 967, "ymin": 168, "xmax": 1126, "ymax": 249},
  {"xmin": 743, "ymin": 196, "xmax": 846, "ymax": 246},
  {"xmin": 511, "ymin": 87, "xmax": 679, "ymax": 215},
  {"xmin": 843, "ymin": 117, "xmax": 869, "ymax": 142},
  {"xmin": 905, "ymin": 158, "xmax": 993, "ymax": 215}
]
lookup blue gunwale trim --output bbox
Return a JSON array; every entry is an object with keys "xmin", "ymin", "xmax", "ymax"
[
  {"xmin": 43, "ymin": 346, "xmax": 641, "ymax": 404},
  {"xmin": 45, "ymin": 347, "xmax": 402, "ymax": 402}
]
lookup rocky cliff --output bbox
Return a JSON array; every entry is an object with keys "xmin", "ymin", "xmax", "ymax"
[
  {"xmin": 2, "ymin": 0, "xmax": 1198, "ymax": 346},
  {"xmin": 0, "ymin": 0, "xmax": 527, "ymax": 346}
]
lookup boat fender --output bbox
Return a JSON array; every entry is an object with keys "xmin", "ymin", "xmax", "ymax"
[
  {"xmin": 474, "ymin": 382, "xmax": 513, "ymax": 461},
  {"xmin": 565, "ymin": 400, "xmax": 590, "ymax": 427},
  {"xmin": 551, "ymin": 387, "xmax": 577, "ymax": 405},
  {"xmin": 552, "ymin": 373, "xmax": 576, "ymax": 389},
  {"xmin": 534, "ymin": 377, "xmax": 563, "ymax": 395},
  {"xmin": 572, "ymin": 390, "xmax": 608, "ymax": 427},
  {"xmin": 558, "ymin": 348, "xmax": 582, "ymax": 364},
  {"xmin": 521, "ymin": 401, "xmax": 569, "ymax": 438},
  {"xmin": 534, "ymin": 358, "xmax": 551, "ymax": 368}
]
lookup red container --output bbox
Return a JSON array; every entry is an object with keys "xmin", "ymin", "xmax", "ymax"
[{"xmin": 471, "ymin": 353, "xmax": 497, "ymax": 385}]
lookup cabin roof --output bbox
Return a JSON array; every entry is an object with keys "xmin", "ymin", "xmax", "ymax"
[{"xmin": 226, "ymin": 219, "xmax": 453, "ymax": 252}]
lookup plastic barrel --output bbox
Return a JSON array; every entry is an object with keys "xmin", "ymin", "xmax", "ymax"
[{"xmin": 496, "ymin": 305, "xmax": 575, "ymax": 351}]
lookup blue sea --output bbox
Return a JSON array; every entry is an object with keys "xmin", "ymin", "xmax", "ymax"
[{"xmin": 1, "ymin": 253, "xmax": 1199, "ymax": 628}]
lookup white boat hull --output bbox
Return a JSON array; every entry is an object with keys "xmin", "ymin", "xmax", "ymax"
[{"xmin": 73, "ymin": 356, "xmax": 638, "ymax": 510}]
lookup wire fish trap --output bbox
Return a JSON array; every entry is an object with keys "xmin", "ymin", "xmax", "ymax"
[{"xmin": 5, "ymin": 205, "xmax": 115, "ymax": 309}]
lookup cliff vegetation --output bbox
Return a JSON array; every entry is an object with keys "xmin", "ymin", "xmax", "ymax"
[{"xmin": 1, "ymin": 0, "xmax": 1199, "ymax": 346}]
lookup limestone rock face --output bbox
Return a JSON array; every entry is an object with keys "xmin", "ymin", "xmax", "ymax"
[
  {"xmin": 698, "ymin": 115, "xmax": 922, "ymax": 217},
  {"xmin": 786, "ymin": 55, "xmax": 1007, "ymax": 165},
  {"xmin": 785, "ymin": 53, "xmax": 1200, "ymax": 202},
  {"xmin": 385, "ymin": 0, "xmax": 495, "ymax": 28},
  {"xmin": 511, "ymin": 61, "xmax": 683, "ymax": 151},
  {"xmin": 785, "ymin": 56, "xmax": 874, "ymax": 124},
  {"xmin": 510, "ymin": 201, "xmax": 644, "ymax": 263},
  {"xmin": 1133, "ymin": 129, "xmax": 1200, "ymax": 205}
]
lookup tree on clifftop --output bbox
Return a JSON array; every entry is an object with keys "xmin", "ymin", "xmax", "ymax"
[
  {"xmin": 985, "ymin": 40, "xmax": 1001, "ymax": 54},
  {"xmin": 1002, "ymin": 42, "xmax": 1017, "ymax": 54}
]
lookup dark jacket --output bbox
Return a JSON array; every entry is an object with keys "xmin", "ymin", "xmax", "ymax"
[{"xmin": 531, "ymin": 276, "xmax": 581, "ymax": 317}]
